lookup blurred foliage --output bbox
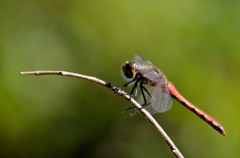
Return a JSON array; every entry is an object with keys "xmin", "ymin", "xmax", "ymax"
[{"xmin": 0, "ymin": 0, "xmax": 239, "ymax": 157}]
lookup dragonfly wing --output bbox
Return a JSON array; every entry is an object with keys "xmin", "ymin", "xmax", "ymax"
[
  {"xmin": 137, "ymin": 85, "xmax": 157, "ymax": 114},
  {"xmin": 132, "ymin": 54, "xmax": 172, "ymax": 114},
  {"xmin": 150, "ymin": 82, "xmax": 172, "ymax": 114},
  {"xmin": 137, "ymin": 83, "xmax": 172, "ymax": 114},
  {"xmin": 134, "ymin": 54, "xmax": 153, "ymax": 68}
]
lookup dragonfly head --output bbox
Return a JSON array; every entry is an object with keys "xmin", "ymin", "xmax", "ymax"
[{"xmin": 122, "ymin": 61, "xmax": 137, "ymax": 79}]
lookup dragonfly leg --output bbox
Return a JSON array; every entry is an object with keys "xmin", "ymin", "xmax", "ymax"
[
  {"xmin": 121, "ymin": 81, "xmax": 140, "ymax": 114},
  {"xmin": 141, "ymin": 85, "xmax": 155, "ymax": 101},
  {"xmin": 122, "ymin": 84, "xmax": 151, "ymax": 115},
  {"xmin": 122, "ymin": 72, "xmax": 140, "ymax": 87},
  {"xmin": 122, "ymin": 106, "xmax": 135, "ymax": 113},
  {"xmin": 122, "ymin": 102, "xmax": 151, "ymax": 115},
  {"xmin": 140, "ymin": 84, "xmax": 147, "ymax": 105},
  {"xmin": 130, "ymin": 81, "xmax": 138, "ymax": 96},
  {"xmin": 139, "ymin": 102, "xmax": 151, "ymax": 109},
  {"xmin": 139, "ymin": 84, "xmax": 154, "ymax": 110},
  {"xmin": 122, "ymin": 78, "xmax": 136, "ymax": 87},
  {"xmin": 112, "ymin": 76, "xmax": 138, "ymax": 93},
  {"xmin": 125, "ymin": 81, "xmax": 138, "ymax": 102}
]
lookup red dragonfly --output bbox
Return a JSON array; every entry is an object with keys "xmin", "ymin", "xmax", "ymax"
[{"xmin": 121, "ymin": 55, "xmax": 226, "ymax": 136}]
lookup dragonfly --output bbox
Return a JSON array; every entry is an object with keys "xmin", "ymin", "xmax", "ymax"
[{"xmin": 121, "ymin": 55, "xmax": 226, "ymax": 136}]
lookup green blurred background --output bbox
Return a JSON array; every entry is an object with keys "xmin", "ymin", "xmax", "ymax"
[{"xmin": 0, "ymin": 0, "xmax": 239, "ymax": 157}]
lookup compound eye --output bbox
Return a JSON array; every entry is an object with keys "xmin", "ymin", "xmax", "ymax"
[{"xmin": 122, "ymin": 61, "xmax": 136, "ymax": 78}]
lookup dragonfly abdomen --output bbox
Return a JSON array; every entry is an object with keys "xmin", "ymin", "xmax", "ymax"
[{"xmin": 167, "ymin": 82, "xmax": 226, "ymax": 136}]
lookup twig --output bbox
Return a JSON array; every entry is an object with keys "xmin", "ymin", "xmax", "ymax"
[{"xmin": 20, "ymin": 70, "xmax": 184, "ymax": 158}]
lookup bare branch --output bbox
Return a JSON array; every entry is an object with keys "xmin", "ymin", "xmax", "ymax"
[{"xmin": 20, "ymin": 70, "xmax": 184, "ymax": 158}]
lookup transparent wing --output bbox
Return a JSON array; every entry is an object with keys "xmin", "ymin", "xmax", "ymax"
[
  {"xmin": 137, "ymin": 85, "xmax": 156, "ymax": 113},
  {"xmin": 138, "ymin": 82, "xmax": 172, "ymax": 114},
  {"xmin": 134, "ymin": 54, "xmax": 153, "ymax": 68},
  {"xmin": 134, "ymin": 54, "xmax": 163, "ymax": 83},
  {"xmin": 150, "ymin": 82, "xmax": 172, "ymax": 114}
]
